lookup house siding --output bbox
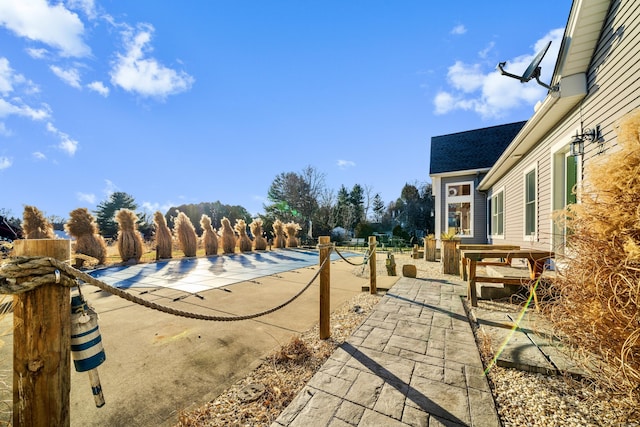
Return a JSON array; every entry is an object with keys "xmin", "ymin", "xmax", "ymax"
[{"xmin": 488, "ymin": 0, "xmax": 640, "ymax": 252}]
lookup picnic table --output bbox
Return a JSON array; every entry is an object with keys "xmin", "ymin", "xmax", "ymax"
[
  {"xmin": 457, "ymin": 244, "xmax": 521, "ymax": 280},
  {"xmin": 461, "ymin": 249, "xmax": 554, "ymax": 307}
]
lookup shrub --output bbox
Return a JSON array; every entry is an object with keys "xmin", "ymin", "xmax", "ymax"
[
  {"xmin": 154, "ymin": 211, "xmax": 173, "ymax": 259},
  {"xmin": 174, "ymin": 211, "xmax": 198, "ymax": 257},
  {"xmin": 65, "ymin": 208, "xmax": 107, "ymax": 267},
  {"xmin": 22, "ymin": 205, "xmax": 55, "ymax": 239},
  {"xmin": 272, "ymin": 219, "xmax": 286, "ymax": 249},
  {"xmin": 115, "ymin": 209, "xmax": 143, "ymax": 263},
  {"xmin": 549, "ymin": 109, "xmax": 640, "ymax": 396},
  {"xmin": 200, "ymin": 214, "xmax": 219, "ymax": 256},
  {"xmin": 234, "ymin": 219, "xmax": 252, "ymax": 252},
  {"xmin": 284, "ymin": 222, "xmax": 301, "ymax": 248},
  {"xmin": 250, "ymin": 218, "xmax": 268, "ymax": 250},
  {"xmin": 220, "ymin": 217, "xmax": 236, "ymax": 254}
]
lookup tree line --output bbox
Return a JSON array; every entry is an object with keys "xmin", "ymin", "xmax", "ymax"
[{"xmin": 1, "ymin": 165, "xmax": 434, "ymax": 244}]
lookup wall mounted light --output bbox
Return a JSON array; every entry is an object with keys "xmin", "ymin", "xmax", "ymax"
[{"xmin": 570, "ymin": 125, "xmax": 600, "ymax": 156}]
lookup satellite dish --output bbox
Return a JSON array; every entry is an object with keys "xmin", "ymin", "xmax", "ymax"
[
  {"xmin": 497, "ymin": 40, "xmax": 558, "ymax": 92},
  {"xmin": 522, "ymin": 40, "xmax": 551, "ymax": 82}
]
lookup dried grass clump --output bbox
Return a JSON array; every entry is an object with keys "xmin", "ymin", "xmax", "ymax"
[
  {"xmin": 200, "ymin": 214, "xmax": 219, "ymax": 256},
  {"xmin": 548, "ymin": 109, "xmax": 640, "ymax": 397},
  {"xmin": 284, "ymin": 222, "xmax": 301, "ymax": 248},
  {"xmin": 22, "ymin": 205, "xmax": 55, "ymax": 239},
  {"xmin": 174, "ymin": 211, "xmax": 198, "ymax": 257},
  {"xmin": 220, "ymin": 217, "xmax": 236, "ymax": 254},
  {"xmin": 234, "ymin": 219, "xmax": 252, "ymax": 252},
  {"xmin": 153, "ymin": 211, "xmax": 173, "ymax": 259},
  {"xmin": 272, "ymin": 219, "xmax": 285, "ymax": 249},
  {"xmin": 65, "ymin": 208, "xmax": 107, "ymax": 267},
  {"xmin": 115, "ymin": 209, "xmax": 143, "ymax": 263},
  {"xmin": 250, "ymin": 219, "xmax": 268, "ymax": 250}
]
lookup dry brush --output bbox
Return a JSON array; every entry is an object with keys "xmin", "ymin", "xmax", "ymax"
[
  {"xmin": 548, "ymin": 109, "xmax": 640, "ymax": 398},
  {"xmin": 154, "ymin": 211, "xmax": 173, "ymax": 259},
  {"xmin": 22, "ymin": 205, "xmax": 55, "ymax": 239},
  {"xmin": 65, "ymin": 208, "xmax": 107, "ymax": 267},
  {"xmin": 200, "ymin": 214, "xmax": 219, "ymax": 256},
  {"xmin": 115, "ymin": 209, "xmax": 144, "ymax": 263}
]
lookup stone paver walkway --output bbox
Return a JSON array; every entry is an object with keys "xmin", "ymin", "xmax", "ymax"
[{"xmin": 272, "ymin": 277, "xmax": 500, "ymax": 427}]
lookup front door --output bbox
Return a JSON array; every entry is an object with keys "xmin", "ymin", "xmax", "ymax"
[{"xmin": 552, "ymin": 151, "xmax": 578, "ymax": 253}]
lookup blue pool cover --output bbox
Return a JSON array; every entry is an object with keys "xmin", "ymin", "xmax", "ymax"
[{"xmin": 88, "ymin": 248, "xmax": 358, "ymax": 294}]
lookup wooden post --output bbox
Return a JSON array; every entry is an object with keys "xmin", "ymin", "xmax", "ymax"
[
  {"xmin": 13, "ymin": 239, "xmax": 71, "ymax": 427},
  {"xmin": 319, "ymin": 236, "xmax": 331, "ymax": 340},
  {"xmin": 368, "ymin": 236, "xmax": 376, "ymax": 294},
  {"xmin": 441, "ymin": 239, "xmax": 460, "ymax": 275},
  {"xmin": 425, "ymin": 238, "xmax": 436, "ymax": 262}
]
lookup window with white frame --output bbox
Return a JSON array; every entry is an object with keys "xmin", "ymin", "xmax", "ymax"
[
  {"xmin": 490, "ymin": 189, "xmax": 504, "ymax": 237},
  {"xmin": 446, "ymin": 182, "xmax": 473, "ymax": 237},
  {"xmin": 524, "ymin": 167, "xmax": 537, "ymax": 237}
]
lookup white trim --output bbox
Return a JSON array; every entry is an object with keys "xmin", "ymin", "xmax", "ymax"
[
  {"xmin": 433, "ymin": 176, "xmax": 441, "ymax": 246},
  {"xmin": 430, "ymin": 167, "xmax": 490, "ymax": 179},
  {"xmin": 489, "ymin": 187, "xmax": 505, "ymax": 239},
  {"xmin": 523, "ymin": 162, "xmax": 538, "ymax": 241},
  {"xmin": 445, "ymin": 180, "xmax": 474, "ymax": 238}
]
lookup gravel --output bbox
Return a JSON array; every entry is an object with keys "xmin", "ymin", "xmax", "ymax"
[{"xmin": 176, "ymin": 250, "xmax": 639, "ymax": 426}]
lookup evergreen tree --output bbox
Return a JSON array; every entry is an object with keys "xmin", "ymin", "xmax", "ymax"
[
  {"xmin": 95, "ymin": 192, "xmax": 138, "ymax": 239},
  {"xmin": 372, "ymin": 193, "xmax": 385, "ymax": 223}
]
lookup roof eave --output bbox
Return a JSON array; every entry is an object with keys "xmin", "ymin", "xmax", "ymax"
[{"xmin": 477, "ymin": 0, "xmax": 610, "ymax": 191}]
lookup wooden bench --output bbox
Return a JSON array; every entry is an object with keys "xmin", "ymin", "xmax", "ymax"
[
  {"xmin": 457, "ymin": 244, "xmax": 521, "ymax": 281},
  {"xmin": 461, "ymin": 249, "xmax": 554, "ymax": 307}
]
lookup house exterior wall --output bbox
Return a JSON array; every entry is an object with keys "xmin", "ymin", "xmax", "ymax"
[
  {"xmin": 487, "ymin": 0, "xmax": 640, "ymax": 252},
  {"xmin": 436, "ymin": 173, "xmax": 488, "ymax": 244}
]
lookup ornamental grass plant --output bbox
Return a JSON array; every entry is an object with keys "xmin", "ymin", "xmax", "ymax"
[
  {"xmin": 250, "ymin": 218, "xmax": 268, "ymax": 250},
  {"xmin": 115, "ymin": 209, "xmax": 144, "ymax": 263},
  {"xmin": 220, "ymin": 217, "xmax": 236, "ymax": 254},
  {"xmin": 22, "ymin": 205, "xmax": 55, "ymax": 239},
  {"xmin": 547, "ymin": 109, "xmax": 640, "ymax": 400},
  {"xmin": 154, "ymin": 211, "xmax": 173, "ymax": 260},
  {"xmin": 284, "ymin": 222, "xmax": 301, "ymax": 248},
  {"xmin": 200, "ymin": 214, "xmax": 219, "ymax": 256},
  {"xmin": 65, "ymin": 208, "xmax": 107, "ymax": 267},
  {"xmin": 174, "ymin": 211, "xmax": 198, "ymax": 258},
  {"xmin": 272, "ymin": 219, "xmax": 285, "ymax": 249},
  {"xmin": 234, "ymin": 219, "xmax": 252, "ymax": 252}
]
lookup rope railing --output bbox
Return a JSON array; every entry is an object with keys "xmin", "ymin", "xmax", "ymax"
[
  {"xmin": 0, "ymin": 249, "xmax": 333, "ymax": 322},
  {"xmin": 333, "ymin": 242, "xmax": 377, "ymax": 266}
]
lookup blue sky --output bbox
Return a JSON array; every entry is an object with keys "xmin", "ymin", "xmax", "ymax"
[{"xmin": 0, "ymin": 0, "xmax": 571, "ymax": 220}]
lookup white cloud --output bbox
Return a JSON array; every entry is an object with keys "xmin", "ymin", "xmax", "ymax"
[
  {"xmin": 67, "ymin": 0, "xmax": 97, "ymax": 20},
  {"xmin": 0, "ymin": 0, "xmax": 90, "ymax": 57},
  {"xmin": 103, "ymin": 179, "xmax": 118, "ymax": 196},
  {"xmin": 478, "ymin": 42, "xmax": 495, "ymax": 59},
  {"xmin": 433, "ymin": 28, "xmax": 563, "ymax": 119},
  {"xmin": 0, "ymin": 57, "xmax": 15, "ymax": 94},
  {"xmin": 141, "ymin": 201, "xmax": 173, "ymax": 214},
  {"xmin": 110, "ymin": 23, "xmax": 194, "ymax": 98},
  {"xmin": 77, "ymin": 192, "xmax": 96, "ymax": 204},
  {"xmin": 0, "ymin": 57, "xmax": 39, "ymax": 95},
  {"xmin": 0, "ymin": 156, "xmax": 12, "ymax": 170},
  {"xmin": 50, "ymin": 65, "xmax": 81, "ymax": 88},
  {"xmin": 32, "ymin": 151, "xmax": 46, "ymax": 160},
  {"xmin": 26, "ymin": 47, "xmax": 49, "ymax": 59},
  {"xmin": 0, "ymin": 122, "xmax": 10, "ymax": 136},
  {"xmin": 447, "ymin": 61, "xmax": 484, "ymax": 93},
  {"xmin": 450, "ymin": 24, "xmax": 466, "ymax": 35},
  {"xmin": 0, "ymin": 98, "xmax": 50, "ymax": 120},
  {"xmin": 87, "ymin": 80, "xmax": 109, "ymax": 96},
  {"xmin": 337, "ymin": 159, "xmax": 356, "ymax": 169},
  {"xmin": 46, "ymin": 122, "xmax": 78, "ymax": 155}
]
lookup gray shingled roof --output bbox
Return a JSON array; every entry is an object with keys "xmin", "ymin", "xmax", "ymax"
[{"xmin": 429, "ymin": 121, "xmax": 526, "ymax": 175}]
